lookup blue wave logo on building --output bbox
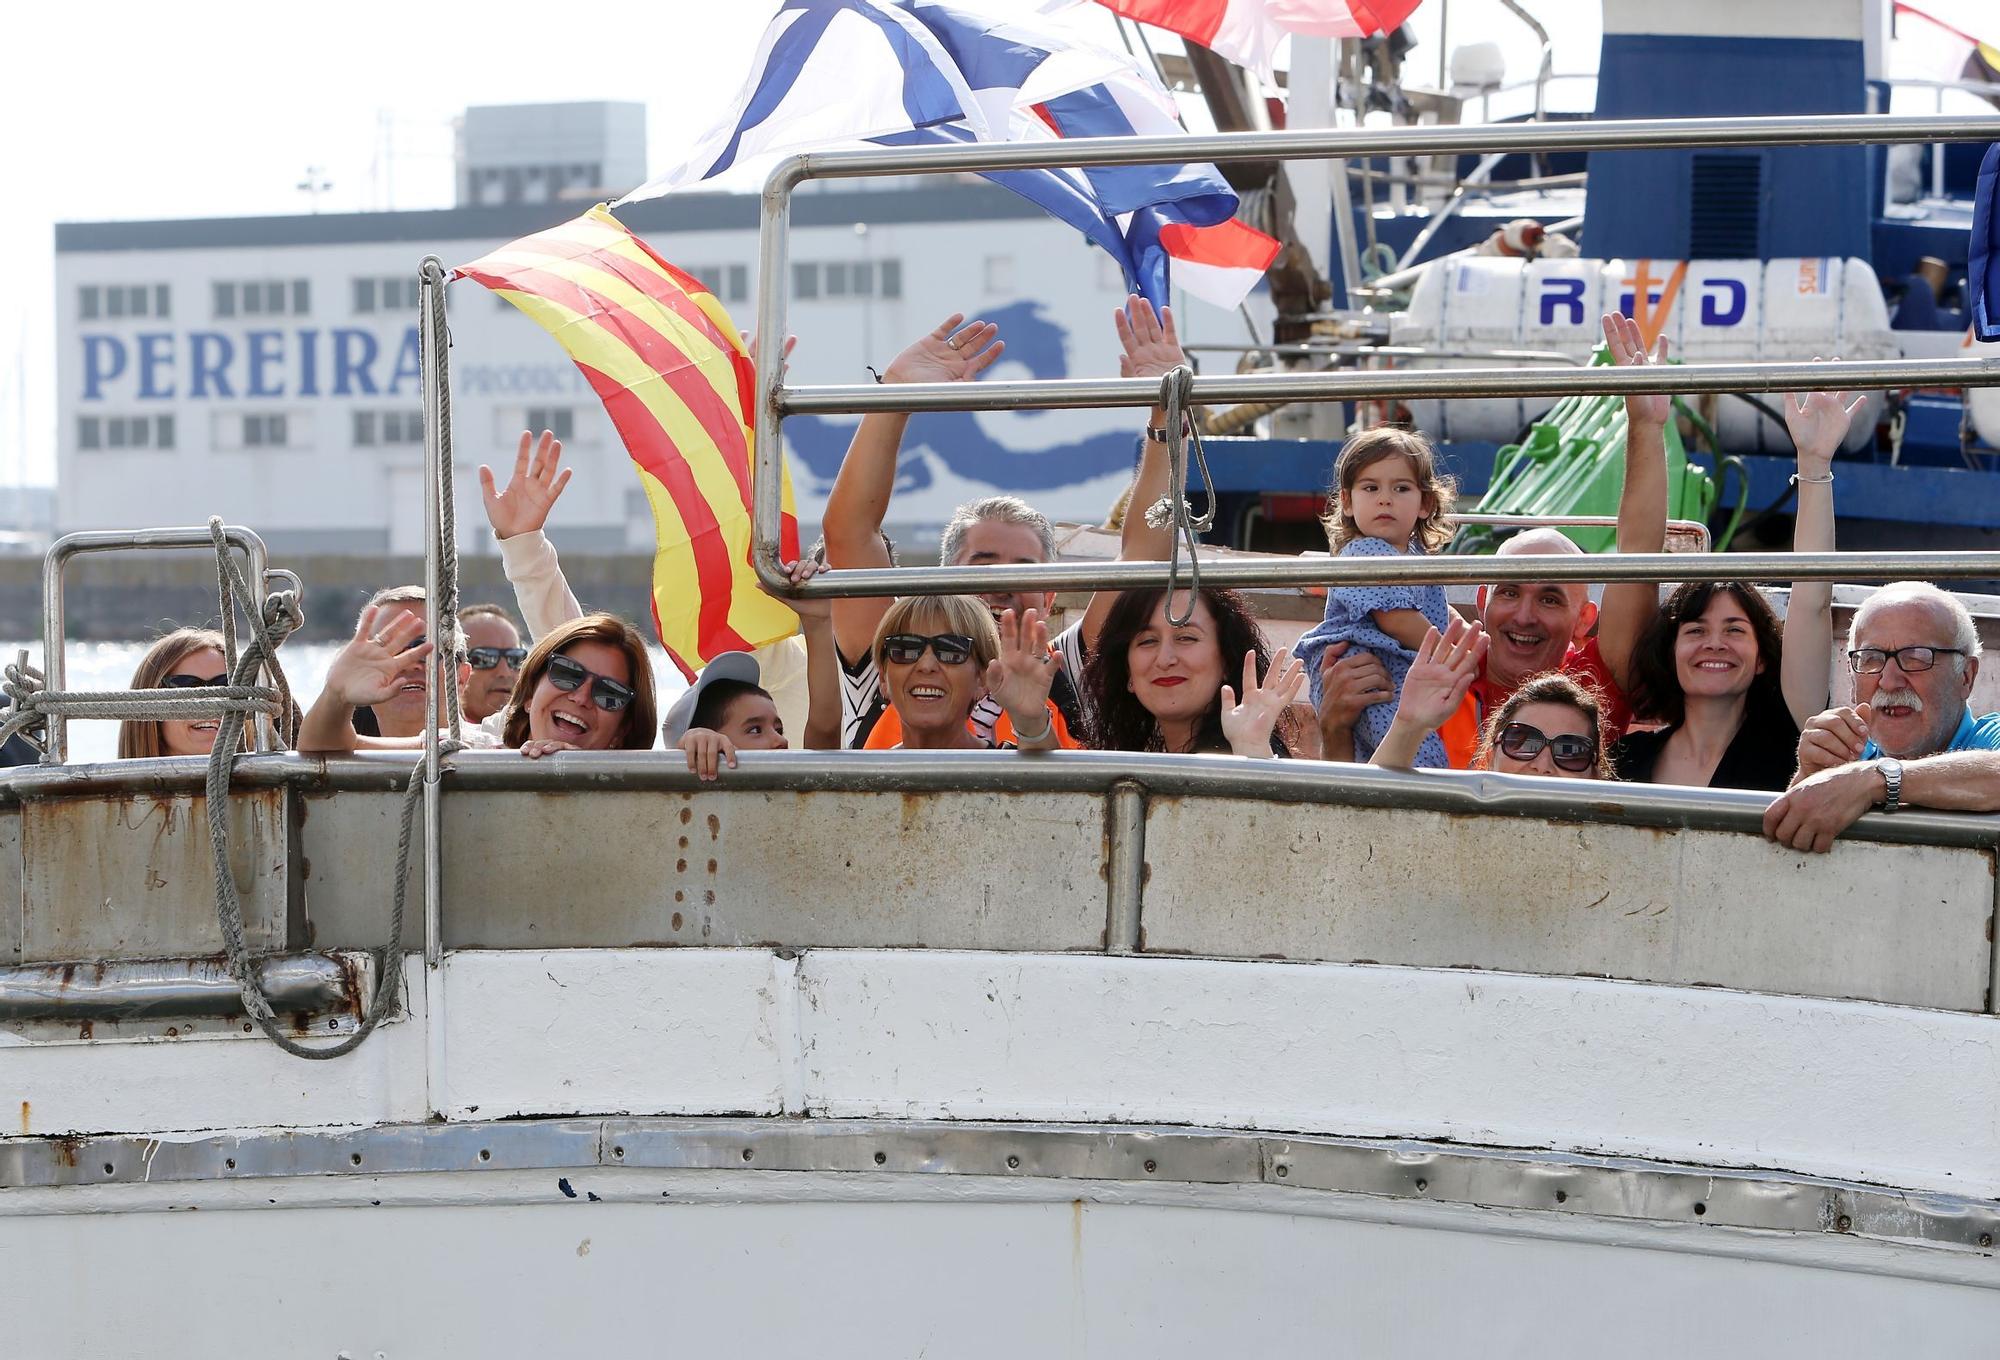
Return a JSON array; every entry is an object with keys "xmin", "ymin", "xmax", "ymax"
[{"xmin": 784, "ymin": 301, "xmax": 1138, "ymax": 494}]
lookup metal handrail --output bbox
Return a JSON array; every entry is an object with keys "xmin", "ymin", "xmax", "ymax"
[
  {"xmin": 748, "ymin": 113, "xmax": 2000, "ymax": 597},
  {"xmin": 39, "ymin": 526, "xmax": 272, "ymax": 765},
  {"xmin": 740, "ymin": 550, "xmax": 2000, "ymax": 599},
  {"xmin": 780, "ymin": 357, "xmax": 2000, "ymax": 417},
  {"xmin": 3, "ymin": 748, "xmax": 1995, "ymax": 852}
]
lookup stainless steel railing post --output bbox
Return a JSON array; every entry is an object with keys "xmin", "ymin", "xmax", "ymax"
[{"xmin": 39, "ymin": 526, "xmax": 272, "ymax": 764}]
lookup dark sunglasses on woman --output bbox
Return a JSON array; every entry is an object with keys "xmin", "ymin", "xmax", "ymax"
[
  {"xmin": 163, "ymin": 673, "xmax": 228, "ymax": 689},
  {"xmin": 468, "ymin": 646, "xmax": 529, "ymax": 671},
  {"xmin": 1497, "ymin": 721, "xmax": 1598, "ymax": 773},
  {"xmin": 881, "ymin": 633, "xmax": 976, "ymax": 666},
  {"xmin": 545, "ymin": 653, "xmax": 636, "ymax": 712}
]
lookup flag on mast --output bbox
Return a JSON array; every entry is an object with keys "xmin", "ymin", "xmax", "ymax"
[
  {"xmin": 1088, "ymin": 0, "xmax": 1426, "ymax": 79},
  {"xmin": 618, "ymin": 0, "xmax": 1280, "ymax": 310},
  {"xmin": 456, "ymin": 206, "xmax": 800, "ymax": 679}
]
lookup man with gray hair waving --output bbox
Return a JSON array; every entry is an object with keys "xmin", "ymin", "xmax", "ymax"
[{"xmin": 1765, "ymin": 581, "xmax": 2000, "ymax": 852}]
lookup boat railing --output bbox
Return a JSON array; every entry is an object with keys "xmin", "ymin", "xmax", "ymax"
[
  {"xmin": 1872, "ymin": 77, "xmax": 2000, "ymax": 200},
  {"xmin": 742, "ymin": 113, "xmax": 2000, "ymax": 604},
  {"xmin": 3, "ymin": 747, "xmax": 1996, "ymax": 1020},
  {"xmin": 38, "ymin": 525, "xmax": 293, "ymax": 764}
]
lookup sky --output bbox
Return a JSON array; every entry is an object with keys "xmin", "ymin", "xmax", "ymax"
[{"xmin": 0, "ymin": 0, "xmax": 1614, "ymax": 490}]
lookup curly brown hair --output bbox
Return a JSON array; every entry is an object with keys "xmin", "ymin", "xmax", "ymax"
[
  {"xmin": 501, "ymin": 613, "xmax": 658, "ymax": 750},
  {"xmin": 1474, "ymin": 671, "xmax": 1614, "ymax": 780},
  {"xmin": 1081, "ymin": 586, "xmax": 1287, "ymax": 755},
  {"xmin": 1321, "ymin": 425, "xmax": 1457, "ymax": 554}
]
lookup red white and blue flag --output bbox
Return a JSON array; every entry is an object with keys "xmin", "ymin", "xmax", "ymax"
[
  {"xmin": 1088, "ymin": 0, "xmax": 1426, "ymax": 78},
  {"xmin": 618, "ymin": 0, "xmax": 1280, "ymax": 309}
]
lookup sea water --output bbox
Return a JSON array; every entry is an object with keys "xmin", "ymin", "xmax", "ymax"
[{"xmin": 7, "ymin": 641, "xmax": 692, "ymax": 764}]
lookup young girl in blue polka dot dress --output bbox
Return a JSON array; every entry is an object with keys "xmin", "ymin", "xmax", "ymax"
[{"xmin": 1294, "ymin": 428, "xmax": 1458, "ymax": 766}]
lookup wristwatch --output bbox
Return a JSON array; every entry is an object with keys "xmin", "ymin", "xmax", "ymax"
[{"xmin": 1877, "ymin": 757, "xmax": 1904, "ymax": 813}]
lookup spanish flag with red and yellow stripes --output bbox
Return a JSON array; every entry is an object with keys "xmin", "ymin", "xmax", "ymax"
[{"xmin": 456, "ymin": 205, "xmax": 800, "ymax": 678}]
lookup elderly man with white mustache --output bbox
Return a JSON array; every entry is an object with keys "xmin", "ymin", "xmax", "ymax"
[{"xmin": 1764, "ymin": 581, "xmax": 2000, "ymax": 852}]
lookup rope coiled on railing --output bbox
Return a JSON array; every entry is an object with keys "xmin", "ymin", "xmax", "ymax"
[{"xmin": 1143, "ymin": 365, "xmax": 1217, "ymax": 626}]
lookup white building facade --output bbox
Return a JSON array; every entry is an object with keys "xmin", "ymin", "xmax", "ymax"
[{"xmin": 56, "ymin": 183, "xmax": 1252, "ymax": 557}]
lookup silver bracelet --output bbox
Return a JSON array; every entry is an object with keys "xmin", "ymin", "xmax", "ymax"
[
  {"xmin": 1011, "ymin": 707, "xmax": 1054, "ymax": 744},
  {"xmin": 1789, "ymin": 471, "xmax": 1834, "ymax": 486}
]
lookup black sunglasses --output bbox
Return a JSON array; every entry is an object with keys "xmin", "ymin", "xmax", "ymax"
[
  {"xmin": 881, "ymin": 632, "xmax": 976, "ymax": 666},
  {"xmin": 545, "ymin": 653, "xmax": 636, "ymax": 712},
  {"xmin": 163, "ymin": 672, "xmax": 228, "ymax": 689},
  {"xmin": 468, "ymin": 646, "xmax": 528, "ymax": 671},
  {"xmin": 1498, "ymin": 721, "xmax": 1598, "ymax": 773}
]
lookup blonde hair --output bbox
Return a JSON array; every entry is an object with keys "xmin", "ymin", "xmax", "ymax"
[
  {"xmin": 871, "ymin": 595, "xmax": 1002, "ymax": 672},
  {"xmin": 501, "ymin": 613, "xmax": 658, "ymax": 750},
  {"xmin": 119, "ymin": 627, "xmax": 227, "ymax": 760},
  {"xmin": 1322, "ymin": 426, "xmax": 1457, "ymax": 553}
]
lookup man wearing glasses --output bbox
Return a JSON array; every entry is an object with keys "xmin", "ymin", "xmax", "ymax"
[
  {"xmin": 1765, "ymin": 581, "xmax": 1999, "ymax": 852},
  {"xmin": 459, "ymin": 604, "xmax": 528, "ymax": 724}
]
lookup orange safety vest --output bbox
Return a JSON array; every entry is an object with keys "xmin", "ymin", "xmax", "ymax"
[{"xmin": 863, "ymin": 698, "xmax": 1080, "ymax": 750}]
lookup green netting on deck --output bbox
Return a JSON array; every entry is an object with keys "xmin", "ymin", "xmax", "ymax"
[{"xmin": 1453, "ymin": 347, "xmax": 1718, "ymax": 555}]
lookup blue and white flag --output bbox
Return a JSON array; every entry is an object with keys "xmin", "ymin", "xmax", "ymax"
[
  {"xmin": 1972, "ymin": 142, "xmax": 2000, "ymax": 342},
  {"xmin": 619, "ymin": 0, "xmax": 1278, "ymax": 308}
]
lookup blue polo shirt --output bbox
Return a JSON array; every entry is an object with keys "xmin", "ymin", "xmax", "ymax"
[{"xmin": 1862, "ymin": 708, "xmax": 2000, "ymax": 759}]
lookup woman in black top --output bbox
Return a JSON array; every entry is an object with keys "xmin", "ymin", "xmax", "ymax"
[
  {"xmin": 1613, "ymin": 384, "xmax": 1855, "ymax": 791},
  {"xmin": 1614, "ymin": 581, "xmax": 1812, "ymax": 791}
]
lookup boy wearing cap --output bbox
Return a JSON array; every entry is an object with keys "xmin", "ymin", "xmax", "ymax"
[{"xmin": 662, "ymin": 652, "xmax": 788, "ymax": 780}]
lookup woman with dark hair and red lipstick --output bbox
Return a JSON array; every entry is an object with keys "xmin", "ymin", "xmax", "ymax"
[{"xmin": 1079, "ymin": 586, "xmax": 1305, "ymax": 758}]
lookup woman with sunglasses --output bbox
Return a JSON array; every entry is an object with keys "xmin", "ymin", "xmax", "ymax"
[
  {"xmin": 297, "ymin": 609, "xmax": 657, "ymax": 757},
  {"xmin": 1372, "ymin": 619, "xmax": 1612, "ymax": 779},
  {"xmin": 119, "ymin": 627, "xmax": 229, "ymax": 759},
  {"xmin": 870, "ymin": 594, "xmax": 1063, "ymax": 751},
  {"xmin": 1078, "ymin": 586, "xmax": 1307, "ymax": 758}
]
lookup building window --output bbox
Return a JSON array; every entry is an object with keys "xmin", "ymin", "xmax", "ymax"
[
  {"xmin": 352, "ymin": 410, "xmax": 423, "ymax": 445},
  {"xmin": 881, "ymin": 259, "xmax": 902, "ymax": 299},
  {"xmin": 826, "ymin": 262, "xmax": 850, "ymax": 298},
  {"xmin": 79, "ymin": 286, "xmax": 99, "ymax": 320},
  {"xmin": 80, "ymin": 414, "xmax": 172, "ymax": 451},
  {"xmin": 792, "ymin": 262, "xmax": 819, "ymax": 301},
  {"xmin": 525, "ymin": 407, "xmax": 574, "ymax": 441},
  {"xmin": 220, "ymin": 280, "xmax": 308, "ymax": 318},
  {"xmin": 353, "ymin": 276, "xmax": 418, "ymax": 314},
  {"xmin": 96, "ymin": 285, "xmax": 157, "ymax": 318},
  {"xmin": 156, "ymin": 284, "xmax": 172, "ymax": 318},
  {"xmin": 243, "ymin": 413, "xmax": 289, "ymax": 448},
  {"xmin": 726, "ymin": 264, "xmax": 749, "ymax": 303}
]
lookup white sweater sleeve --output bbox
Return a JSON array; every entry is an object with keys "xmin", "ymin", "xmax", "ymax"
[{"xmin": 496, "ymin": 531, "xmax": 584, "ymax": 640}]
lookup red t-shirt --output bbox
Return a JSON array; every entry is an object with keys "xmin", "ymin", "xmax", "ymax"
[{"xmin": 1440, "ymin": 636, "xmax": 1634, "ymax": 770}]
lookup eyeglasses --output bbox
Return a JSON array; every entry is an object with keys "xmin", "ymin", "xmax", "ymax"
[
  {"xmin": 163, "ymin": 672, "xmax": 228, "ymax": 689},
  {"xmin": 468, "ymin": 646, "xmax": 528, "ymax": 671},
  {"xmin": 1847, "ymin": 645, "xmax": 1964, "ymax": 675},
  {"xmin": 545, "ymin": 653, "xmax": 636, "ymax": 712},
  {"xmin": 881, "ymin": 633, "xmax": 977, "ymax": 667},
  {"xmin": 1497, "ymin": 721, "xmax": 1598, "ymax": 773}
]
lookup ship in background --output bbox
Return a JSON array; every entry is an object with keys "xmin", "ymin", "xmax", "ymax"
[{"xmin": 1161, "ymin": 0, "xmax": 2000, "ymax": 564}]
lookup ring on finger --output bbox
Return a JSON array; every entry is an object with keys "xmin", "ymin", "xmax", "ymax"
[{"xmin": 946, "ymin": 337, "xmax": 961, "ymax": 350}]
